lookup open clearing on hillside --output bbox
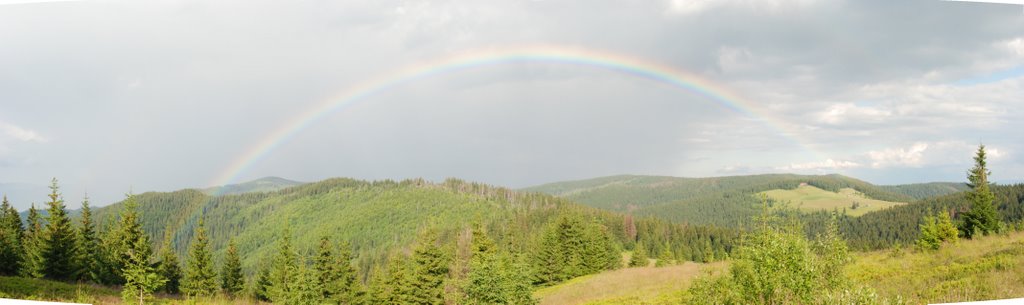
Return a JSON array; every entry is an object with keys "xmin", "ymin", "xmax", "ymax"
[
  {"xmin": 534, "ymin": 262, "xmax": 724, "ymax": 305},
  {"xmin": 761, "ymin": 185, "xmax": 905, "ymax": 216},
  {"xmin": 850, "ymin": 231, "xmax": 1024, "ymax": 304}
]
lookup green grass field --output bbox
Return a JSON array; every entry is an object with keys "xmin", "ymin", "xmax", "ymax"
[
  {"xmin": 534, "ymin": 262, "xmax": 726, "ymax": 305},
  {"xmin": 761, "ymin": 185, "xmax": 906, "ymax": 216},
  {"xmin": 850, "ymin": 231, "xmax": 1024, "ymax": 304}
]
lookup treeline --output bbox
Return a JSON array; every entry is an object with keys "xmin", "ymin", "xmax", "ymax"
[
  {"xmin": 801, "ymin": 183, "xmax": 1024, "ymax": 250},
  {"xmin": 527, "ymin": 173, "xmax": 915, "ymax": 227},
  {"xmin": 880, "ymin": 182, "xmax": 969, "ymax": 200}
]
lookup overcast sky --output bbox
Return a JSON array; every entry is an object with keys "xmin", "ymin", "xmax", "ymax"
[{"xmin": 1, "ymin": 0, "xmax": 1023, "ymax": 209}]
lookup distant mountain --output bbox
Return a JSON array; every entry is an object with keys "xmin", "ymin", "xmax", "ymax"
[
  {"xmin": 0, "ymin": 182, "xmax": 49, "ymax": 211},
  {"xmin": 879, "ymin": 182, "xmax": 969, "ymax": 200},
  {"xmin": 202, "ymin": 176, "xmax": 305, "ymax": 196},
  {"xmin": 522, "ymin": 174, "xmax": 914, "ymax": 226}
]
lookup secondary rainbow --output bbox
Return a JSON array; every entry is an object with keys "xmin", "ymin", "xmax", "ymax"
[{"xmin": 208, "ymin": 45, "xmax": 812, "ymax": 190}]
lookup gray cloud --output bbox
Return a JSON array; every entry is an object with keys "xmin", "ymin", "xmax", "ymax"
[{"xmin": 1, "ymin": 0, "xmax": 1022, "ymax": 208}]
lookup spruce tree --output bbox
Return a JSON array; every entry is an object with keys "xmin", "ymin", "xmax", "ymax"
[
  {"xmin": 253, "ymin": 265, "xmax": 272, "ymax": 302},
  {"xmin": 531, "ymin": 224, "xmax": 566, "ymax": 284},
  {"xmin": 75, "ymin": 196, "xmax": 99, "ymax": 282},
  {"xmin": 464, "ymin": 228, "xmax": 537, "ymax": 305},
  {"xmin": 960, "ymin": 144, "xmax": 1002, "ymax": 238},
  {"xmin": 269, "ymin": 223, "xmax": 299, "ymax": 303},
  {"xmin": 155, "ymin": 230, "xmax": 182, "ymax": 294},
  {"xmin": 111, "ymin": 194, "xmax": 149, "ymax": 284},
  {"xmin": 629, "ymin": 240, "xmax": 648, "ymax": 267},
  {"xmin": 333, "ymin": 240, "xmax": 361, "ymax": 305},
  {"xmin": 182, "ymin": 218, "xmax": 218, "ymax": 298},
  {"xmin": 313, "ymin": 236, "xmax": 339, "ymax": 300},
  {"xmin": 21, "ymin": 204, "xmax": 45, "ymax": 278},
  {"xmin": 221, "ymin": 238, "xmax": 245, "ymax": 296},
  {"xmin": 0, "ymin": 196, "xmax": 23, "ymax": 275},
  {"xmin": 407, "ymin": 231, "xmax": 449, "ymax": 305},
  {"xmin": 656, "ymin": 243, "xmax": 673, "ymax": 267},
  {"xmin": 42, "ymin": 178, "xmax": 77, "ymax": 280},
  {"xmin": 122, "ymin": 234, "xmax": 165, "ymax": 305}
]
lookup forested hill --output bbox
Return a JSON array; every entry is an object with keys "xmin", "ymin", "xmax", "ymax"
[
  {"xmin": 879, "ymin": 182, "xmax": 969, "ymax": 200},
  {"xmin": 202, "ymin": 176, "xmax": 305, "ymax": 195},
  {"xmin": 89, "ymin": 177, "xmax": 738, "ymax": 278},
  {"xmin": 522, "ymin": 174, "xmax": 917, "ymax": 226}
]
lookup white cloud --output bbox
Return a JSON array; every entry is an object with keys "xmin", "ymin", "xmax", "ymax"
[
  {"xmin": 667, "ymin": 0, "xmax": 819, "ymax": 15},
  {"xmin": 868, "ymin": 142, "xmax": 928, "ymax": 168},
  {"xmin": 0, "ymin": 121, "xmax": 47, "ymax": 143},
  {"xmin": 817, "ymin": 103, "xmax": 893, "ymax": 125},
  {"xmin": 776, "ymin": 158, "xmax": 861, "ymax": 171}
]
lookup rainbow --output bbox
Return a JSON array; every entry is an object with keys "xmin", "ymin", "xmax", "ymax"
[{"xmin": 208, "ymin": 45, "xmax": 812, "ymax": 190}]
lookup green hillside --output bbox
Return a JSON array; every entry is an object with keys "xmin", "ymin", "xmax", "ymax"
[
  {"xmin": 202, "ymin": 176, "xmax": 305, "ymax": 195},
  {"xmin": 880, "ymin": 182, "xmax": 970, "ymax": 200},
  {"xmin": 523, "ymin": 174, "xmax": 913, "ymax": 227},
  {"xmin": 86, "ymin": 177, "xmax": 738, "ymax": 279},
  {"xmin": 761, "ymin": 185, "xmax": 905, "ymax": 216}
]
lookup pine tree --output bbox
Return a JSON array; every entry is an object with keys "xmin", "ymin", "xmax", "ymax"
[
  {"xmin": 221, "ymin": 239, "xmax": 245, "ymax": 297},
  {"xmin": 155, "ymin": 230, "xmax": 182, "ymax": 294},
  {"xmin": 629, "ymin": 240, "xmax": 648, "ymax": 267},
  {"xmin": 182, "ymin": 218, "xmax": 218, "ymax": 298},
  {"xmin": 253, "ymin": 265, "xmax": 272, "ymax": 302},
  {"xmin": 936, "ymin": 210, "xmax": 959, "ymax": 243},
  {"xmin": 656, "ymin": 242, "xmax": 674, "ymax": 267},
  {"xmin": 332, "ymin": 240, "xmax": 361, "ymax": 304},
  {"xmin": 42, "ymin": 178, "xmax": 77, "ymax": 280},
  {"xmin": 531, "ymin": 224, "xmax": 566, "ymax": 284},
  {"xmin": 580, "ymin": 222, "xmax": 620, "ymax": 272},
  {"xmin": 74, "ymin": 196, "xmax": 100, "ymax": 282},
  {"xmin": 464, "ymin": 228, "xmax": 537, "ymax": 305},
  {"xmin": 293, "ymin": 261, "xmax": 323, "ymax": 305},
  {"xmin": 960, "ymin": 144, "xmax": 1002, "ymax": 238},
  {"xmin": 269, "ymin": 223, "xmax": 299, "ymax": 304},
  {"xmin": 702, "ymin": 239, "xmax": 715, "ymax": 263},
  {"xmin": 122, "ymin": 234, "xmax": 165, "ymax": 305},
  {"xmin": 21, "ymin": 204, "xmax": 45, "ymax": 278},
  {"xmin": 0, "ymin": 196, "xmax": 23, "ymax": 275},
  {"xmin": 368, "ymin": 255, "xmax": 409, "ymax": 304},
  {"xmin": 110, "ymin": 194, "xmax": 149, "ymax": 285},
  {"xmin": 407, "ymin": 230, "xmax": 449, "ymax": 305},
  {"xmin": 313, "ymin": 236, "xmax": 339, "ymax": 300}
]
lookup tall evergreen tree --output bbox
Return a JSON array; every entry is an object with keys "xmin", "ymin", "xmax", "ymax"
[
  {"xmin": 155, "ymin": 230, "xmax": 182, "ymax": 294},
  {"xmin": 221, "ymin": 238, "xmax": 245, "ymax": 296},
  {"xmin": 182, "ymin": 218, "xmax": 218, "ymax": 298},
  {"xmin": 42, "ymin": 178, "xmax": 77, "ymax": 280},
  {"xmin": 0, "ymin": 196, "xmax": 23, "ymax": 275},
  {"xmin": 21, "ymin": 204, "xmax": 45, "ymax": 278},
  {"xmin": 121, "ymin": 234, "xmax": 165, "ymax": 305},
  {"xmin": 313, "ymin": 236, "xmax": 339, "ymax": 301},
  {"xmin": 407, "ymin": 230, "xmax": 449, "ymax": 305},
  {"xmin": 114, "ymin": 194, "xmax": 163, "ymax": 304},
  {"xmin": 110, "ymin": 194, "xmax": 149, "ymax": 284},
  {"xmin": 74, "ymin": 196, "xmax": 99, "ymax": 282},
  {"xmin": 269, "ymin": 223, "xmax": 299, "ymax": 304},
  {"xmin": 531, "ymin": 224, "xmax": 566, "ymax": 284},
  {"xmin": 253, "ymin": 264, "xmax": 272, "ymax": 302},
  {"xmin": 960, "ymin": 144, "xmax": 1002, "ymax": 238},
  {"xmin": 464, "ymin": 227, "xmax": 537, "ymax": 305},
  {"xmin": 333, "ymin": 240, "xmax": 361, "ymax": 305}
]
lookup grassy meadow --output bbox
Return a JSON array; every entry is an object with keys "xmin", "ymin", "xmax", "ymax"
[
  {"xmin": 761, "ymin": 185, "xmax": 906, "ymax": 216},
  {"xmin": 850, "ymin": 231, "xmax": 1024, "ymax": 304},
  {"xmin": 534, "ymin": 262, "xmax": 726, "ymax": 305}
]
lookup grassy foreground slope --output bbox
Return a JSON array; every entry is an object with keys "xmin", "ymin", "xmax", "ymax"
[
  {"xmin": 850, "ymin": 231, "xmax": 1024, "ymax": 304},
  {"xmin": 761, "ymin": 185, "xmax": 905, "ymax": 216},
  {"xmin": 534, "ymin": 262, "xmax": 723, "ymax": 305}
]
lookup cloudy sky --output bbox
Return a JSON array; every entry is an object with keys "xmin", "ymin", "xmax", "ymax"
[{"xmin": 1, "ymin": 0, "xmax": 1023, "ymax": 209}]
